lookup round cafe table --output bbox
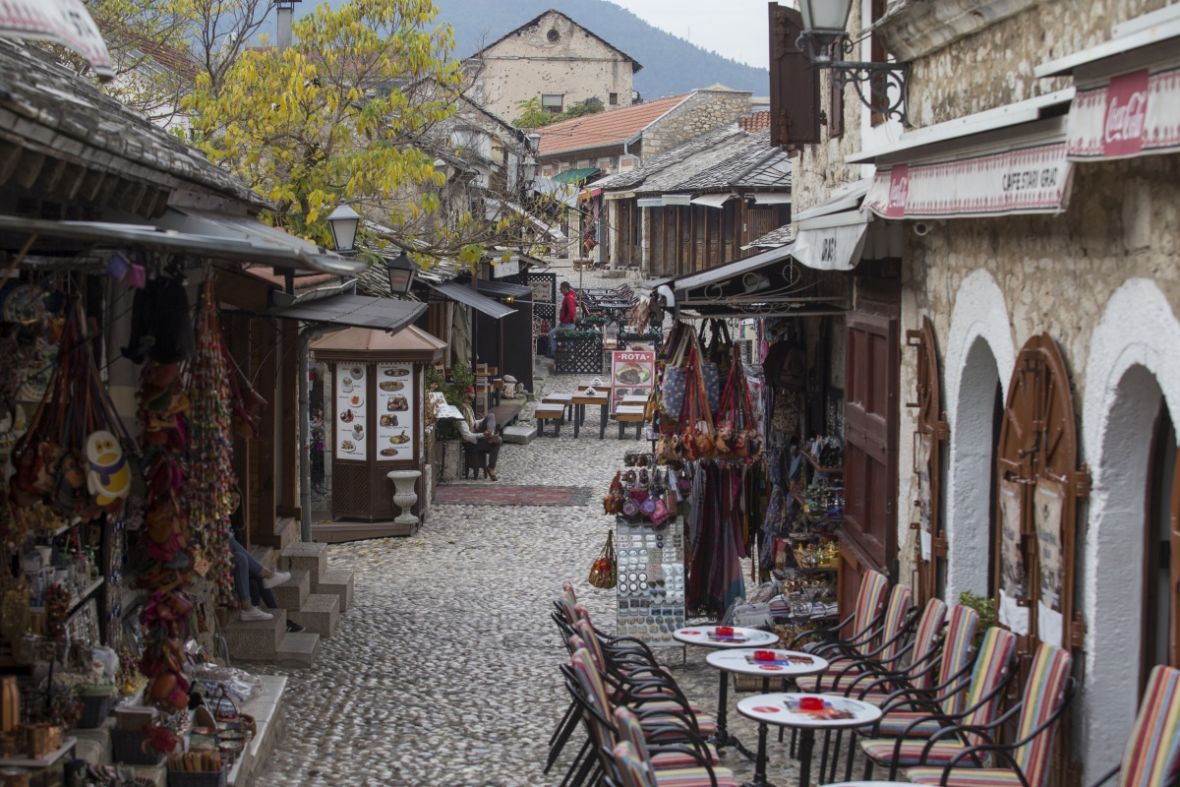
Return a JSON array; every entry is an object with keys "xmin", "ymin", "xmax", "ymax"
[
  {"xmin": 705, "ymin": 649, "xmax": 829, "ymax": 787},
  {"xmin": 736, "ymin": 693, "xmax": 882, "ymax": 787},
  {"xmin": 672, "ymin": 626, "xmax": 779, "ymax": 753}
]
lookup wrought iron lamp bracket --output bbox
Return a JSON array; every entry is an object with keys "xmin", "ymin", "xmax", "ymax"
[{"xmin": 830, "ymin": 59, "xmax": 909, "ymax": 125}]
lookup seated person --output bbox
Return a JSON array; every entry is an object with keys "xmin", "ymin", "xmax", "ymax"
[
  {"xmin": 230, "ymin": 535, "xmax": 302, "ymax": 631},
  {"xmin": 457, "ymin": 385, "xmax": 502, "ymax": 481}
]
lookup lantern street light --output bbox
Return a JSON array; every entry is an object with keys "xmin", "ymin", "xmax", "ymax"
[
  {"xmin": 326, "ymin": 204, "xmax": 361, "ymax": 254},
  {"xmin": 386, "ymin": 249, "xmax": 416, "ymax": 296},
  {"xmin": 795, "ymin": 0, "xmax": 909, "ymax": 124}
]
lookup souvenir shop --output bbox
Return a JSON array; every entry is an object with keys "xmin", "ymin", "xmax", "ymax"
[{"xmin": 594, "ymin": 251, "xmax": 857, "ymax": 647}]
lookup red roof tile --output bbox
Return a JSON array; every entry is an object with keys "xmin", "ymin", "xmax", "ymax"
[
  {"xmin": 739, "ymin": 111, "xmax": 771, "ymax": 133},
  {"xmin": 536, "ymin": 95, "xmax": 689, "ymax": 157}
]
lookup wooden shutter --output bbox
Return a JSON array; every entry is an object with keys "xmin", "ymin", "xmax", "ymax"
[
  {"xmin": 994, "ymin": 334, "xmax": 1089, "ymax": 651},
  {"xmin": 769, "ymin": 3, "xmax": 821, "ymax": 147},
  {"xmin": 844, "ymin": 310, "xmax": 900, "ymax": 572},
  {"xmin": 906, "ymin": 318, "xmax": 948, "ymax": 605}
]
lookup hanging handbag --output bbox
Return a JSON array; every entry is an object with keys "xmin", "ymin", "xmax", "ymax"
[{"xmin": 588, "ymin": 531, "xmax": 617, "ymax": 589}]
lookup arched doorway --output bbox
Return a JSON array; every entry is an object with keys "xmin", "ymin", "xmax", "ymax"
[{"xmin": 946, "ymin": 335, "xmax": 1002, "ymax": 598}]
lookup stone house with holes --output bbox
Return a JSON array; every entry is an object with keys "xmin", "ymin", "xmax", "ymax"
[
  {"xmin": 464, "ymin": 9, "xmax": 641, "ymax": 123},
  {"xmin": 771, "ymin": 1, "xmax": 1180, "ymax": 782}
]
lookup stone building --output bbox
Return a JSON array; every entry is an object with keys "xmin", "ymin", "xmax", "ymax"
[
  {"xmin": 464, "ymin": 9, "xmax": 640, "ymax": 123},
  {"xmin": 769, "ymin": 0, "xmax": 1180, "ymax": 781}
]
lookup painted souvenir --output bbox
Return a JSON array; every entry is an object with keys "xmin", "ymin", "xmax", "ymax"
[{"xmin": 86, "ymin": 430, "xmax": 131, "ymax": 505}]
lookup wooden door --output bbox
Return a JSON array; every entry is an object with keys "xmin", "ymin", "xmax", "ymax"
[
  {"xmin": 844, "ymin": 311, "xmax": 899, "ymax": 575},
  {"xmin": 907, "ymin": 318, "xmax": 948, "ymax": 605},
  {"xmin": 1170, "ymin": 448, "xmax": 1180, "ymax": 666}
]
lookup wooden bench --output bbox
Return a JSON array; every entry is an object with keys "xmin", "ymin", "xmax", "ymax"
[
  {"xmin": 620, "ymin": 394, "xmax": 648, "ymax": 407},
  {"xmin": 541, "ymin": 392, "xmax": 573, "ymax": 421},
  {"xmin": 613, "ymin": 405, "xmax": 646, "ymax": 440},
  {"xmin": 534, "ymin": 404, "xmax": 566, "ymax": 437}
]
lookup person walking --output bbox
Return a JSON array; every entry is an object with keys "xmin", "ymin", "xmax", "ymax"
[{"xmin": 549, "ymin": 281, "xmax": 578, "ymax": 356}]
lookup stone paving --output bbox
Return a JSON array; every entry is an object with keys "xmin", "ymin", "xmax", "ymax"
[{"xmin": 252, "ymin": 276, "xmax": 850, "ymax": 784}]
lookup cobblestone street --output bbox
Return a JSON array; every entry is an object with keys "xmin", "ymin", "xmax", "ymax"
[{"xmin": 254, "ymin": 335, "xmax": 809, "ymax": 785}]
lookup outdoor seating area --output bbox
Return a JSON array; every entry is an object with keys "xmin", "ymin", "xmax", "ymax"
[{"xmin": 541, "ymin": 568, "xmax": 1167, "ymax": 787}]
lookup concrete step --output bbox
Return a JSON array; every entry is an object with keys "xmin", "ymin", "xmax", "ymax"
[
  {"xmin": 316, "ymin": 568, "xmax": 354, "ymax": 612},
  {"xmin": 224, "ymin": 609, "xmax": 287, "ymax": 661},
  {"xmin": 270, "ymin": 568, "xmax": 310, "ymax": 610},
  {"xmin": 288, "ymin": 593, "xmax": 340, "ymax": 637},
  {"xmin": 502, "ymin": 423, "xmax": 536, "ymax": 444},
  {"xmin": 282, "ymin": 541, "xmax": 327, "ymax": 580},
  {"xmin": 274, "ymin": 632, "xmax": 320, "ymax": 667},
  {"xmin": 274, "ymin": 516, "xmax": 299, "ymax": 550}
]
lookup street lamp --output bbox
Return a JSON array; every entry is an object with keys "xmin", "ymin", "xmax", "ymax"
[
  {"xmin": 386, "ymin": 250, "xmax": 416, "ymax": 296},
  {"xmin": 795, "ymin": 0, "xmax": 909, "ymax": 124},
  {"xmin": 326, "ymin": 204, "xmax": 361, "ymax": 253}
]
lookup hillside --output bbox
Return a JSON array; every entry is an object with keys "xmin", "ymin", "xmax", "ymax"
[{"xmin": 287, "ymin": 0, "xmax": 769, "ymax": 99}]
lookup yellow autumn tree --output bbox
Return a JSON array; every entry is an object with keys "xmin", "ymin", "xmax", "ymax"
[{"xmin": 183, "ymin": 0, "xmax": 470, "ymax": 253}]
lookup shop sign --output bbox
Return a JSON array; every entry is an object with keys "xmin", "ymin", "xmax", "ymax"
[
  {"xmin": 790, "ymin": 214, "xmax": 868, "ymax": 272},
  {"xmin": 1067, "ymin": 66, "xmax": 1180, "ymax": 160},
  {"xmin": 865, "ymin": 141, "xmax": 1072, "ymax": 219},
  {"xmin": 0, "ymin": 0, "xmax": 113, "ymax": 79},
  {"xmin": 609, "ymin": 350, "xmax": 655, "ymax": 410}
]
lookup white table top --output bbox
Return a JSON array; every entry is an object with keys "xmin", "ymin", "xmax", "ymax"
[
  {"xmin": 737, "ymin": 693, "xmax": 882, "ymax": 730},
  {"xmin": 821, "ymin": 783, "xmax": 913, "ymax": 786},
  {"xmin": 706, "ymin": 648, "xmax": 829, "ymax": 678},
  {"xmin": 673, "ymin": 625, "xmax": 779, "ymax": 649}
]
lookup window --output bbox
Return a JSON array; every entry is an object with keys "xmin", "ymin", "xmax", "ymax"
[
  {"xmin": 609, "ymin": 92, "xmax": 618, "ymax": 105},
  {"xmin": 541, "ymin": 94, "xmax": 563, "ymax": 113},
  {"xmin": 547, "ymin": 28, "xmax": 560, "ymax": 43}
]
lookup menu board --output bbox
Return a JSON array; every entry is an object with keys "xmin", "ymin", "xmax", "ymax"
[
  {"xmin": 616, "ymin": 518, "xmax": 686, "ymax": 647},
  {"xmin": 335, "ymin": 363, "xmax": 368, "ymax": 461},
  {"xmin": 375, "ymin": 362, "xmax": 414, "ymax": 461},
  {"xmin": 609, "ymin": 350, "xmax": 656, "ymax": 410}
]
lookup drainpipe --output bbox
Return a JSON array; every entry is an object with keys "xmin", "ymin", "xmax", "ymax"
[{"xmin": 298, "ymin": 323, "xmax": 334, "ymax": 542}]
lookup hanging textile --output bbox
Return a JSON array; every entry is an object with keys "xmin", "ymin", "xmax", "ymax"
[{"xmin": 186, "ymin": 281, "xmax": 236, "ymax": 599}]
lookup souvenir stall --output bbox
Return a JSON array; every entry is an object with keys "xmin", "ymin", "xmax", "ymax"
[{"xmin": 312, "ymin": 324, "xmax": 445, "ymax": 539}]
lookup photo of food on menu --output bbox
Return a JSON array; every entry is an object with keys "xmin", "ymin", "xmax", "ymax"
[
  {"xmin": 336, "ymin": 364, "xmax": 367, "ymax": 460},
  {"xmin": 375, "ymin": 362, "xmax": 414, "ymax": 459}
]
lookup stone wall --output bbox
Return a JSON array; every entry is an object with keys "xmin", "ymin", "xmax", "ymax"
[
  {"xmin": 641, "ymin": 89, "xmax": 753, "ymax": 157},
  {"xmin": 470, "ymin": 10, "xmax": 635, "ymax": 122}
]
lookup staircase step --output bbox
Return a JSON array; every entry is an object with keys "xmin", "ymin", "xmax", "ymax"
[
  {"xmin": 274, "ymin": 632, "xmax": 320, "ymax": 667},
  {"xmin": 270, "ymin": 569, "xmax": 310, "ymax": 610},
  {"xmin": 223, "ymin": 610, "xmax": 287, "ymax": 661},
  {"xmin": 274, "ymin": 517, "xmax": 299, "ymax": 550},
  {"xmin": 282, "ymin": 541, "xmax": 328, "ymax": 579},
  {"xmin": 249, "ymin": 546, "xmax": 277, "ymax": 573},
  {"xmin": 316, "ymin": 569, "xmax": 354, "ymax": 612},
  {"xmin": 288, "ymin": 593, "xmax": 340, "ymax": 637}
]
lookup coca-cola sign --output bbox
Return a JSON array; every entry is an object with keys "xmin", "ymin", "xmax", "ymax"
[
  {"xmin": 885, "ymin": 163, "xmax": 910, "ymax": 218},
  {"xmin": 1102, "ymin": 69, "xmax": 1150, "ymax": 158}
]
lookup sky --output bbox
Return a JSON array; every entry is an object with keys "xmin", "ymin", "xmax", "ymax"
[{"xmin": 608, "ymin": 0, "xmax": 773, "ymax": 70}]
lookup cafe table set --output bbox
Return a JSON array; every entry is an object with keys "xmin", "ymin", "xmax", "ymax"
[{"xmin": 673, "ymin": 624, "xmax": 882, "ymax": 787}]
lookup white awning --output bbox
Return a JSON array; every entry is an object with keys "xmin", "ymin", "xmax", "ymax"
[
  {"xmin": 1063, "ymin": 66, "xmax": 1180, "ymax": 161},
  {"xmin": 0, "ymin": 0, "xmax": 113, "ymax": 79},
  {"xmin": 690, "ymin": 193, "xmax": 733, "ymax": 209},
  {"xmin": 751, "ymin": 193, "xmax": 792, "ymax": 206},
  {"xmin": 791, "ymin": 178, "xmax": 871, "ymax": 223},
  {"xmin": 862, "ymin": 115, "xmax": 1074, "ymax": 220},
  {"xmin": 791, "ymin": 210, "xmax": 869, "ymax": 272},
  {"xmin": 674, "ymin": 244, "xmax": 794, "ymax": 295},
  {"xmin": 636, "ymin": 194, "xmax": 692, "ymax": 208}
]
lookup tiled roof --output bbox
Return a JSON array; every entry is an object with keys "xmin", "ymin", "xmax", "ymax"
[
  {"xmin": 745, "ymin": 223, "xmax": 796, "ymax": 250},
  {"xmin": 536, "ymin": 94, "xmax": 689, "ymax": 157},
  {"xmin": 467, "ymin": 10, "xmax": 641, "ymax": 71},
  {"xmin": 595, "ymin": 123, "xmax": 747, "ymax": 192},
  {"xmin": 0, "ymin": 38, "xmax": 261, "ymax": 208},
  {"xmin": 739, "ymin": 111, "xmax": 771, "ymax": 133},
  {"xmin": 670, "ymin": 132, "xmax": 791, "ymax": 193},
  {"xmin": 635, "ymin": 130, "xmax": 764, "ymax": 195}
]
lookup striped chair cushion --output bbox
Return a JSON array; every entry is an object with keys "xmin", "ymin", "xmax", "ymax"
[
  {"xmin": 650, "ymin": 745, "xmax": 720, "ymax": 769},
  {"xmin": 1120, "ymin": 664, "xmax": 1180, "ymax": 787},
  {"xmin": 860, "ymin": 737, "xmax": 980, "ymax": 766},
  {"xmin": 906, "ymin": 766, "xmax": 1027, "ymax": 786},
  {"xmin": 796, "ymin": 665, "xmax": 869, "ymax": 693},
  {"xmin": 1011, "ymin": 643, "xmax": 1072, "ymax": 787},
  {"xmin": 651, "ymin": 767, "xmax": 740, "ymax": 786},
  {"xmin": 613, "ymin": 741, "xmax": 657, "ymax": 787},
  {"xmin": 910, "ymin": 598, "xmax": 948, "ymax": 690},
  {"xmin": 852, "ymin": 569, "xmax": 890, "ymax": 655},
  {"xmin": 616, "ymin": 706, "xmax": 719, "ymax": 769},
  {"xmin": 875, "ymin": 711, "xmax": 945, "ymax": 737},
  {"xmin": 878, "ymin": 584, "xmax": 914, "ymax": 664},
  {"xmin": 938, "ymin": 605, "xmax": 980, "ymax": 716},
  {"xmin": 644, "ymin": 713, "xmax": 717, "ymax": 737},
  {"xmin": 629, "ymin": 698, "xmax": 705, "ymax": 716},
  {"xmin": 959, "ymin": 628, "xmax": 1017, "ymax": 745}
]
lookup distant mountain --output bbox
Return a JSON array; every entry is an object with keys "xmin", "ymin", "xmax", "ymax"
[{"xmin": 285, "ymin": 0, "xmax": 769, "ymax": 100}]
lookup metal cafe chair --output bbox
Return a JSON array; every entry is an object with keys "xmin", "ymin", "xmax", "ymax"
[
  {"xmin": 788, "ymin": 569, "xmax": 891, "ymax": 660},
  {"xmin": 902, "ymin": 641, "xmax": 1076, "ymax": 787},
  {"xmin": 1088, "ymin": 663, "xmax": 1180, "ymax": 787},
  {"xmin": 858, "ymin": 626, "xmax": 1020, "ymax": 779}
]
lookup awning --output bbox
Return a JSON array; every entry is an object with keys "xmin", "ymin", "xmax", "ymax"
[
  {"xmin": 751, "ymin": 193, "xmax": 791, "ymax": 206},
  {"xmin": 690, "ymin": 193, "xmax": 733, "ymax": 209},
  {"xmin": 1059, "ymin": 67, "xmax": 1180, "ymax": 161},
  {"xmin": 471, "ymin": 279, "xmax": 531, "ymax": 299},
  {"xmin": 271, "ymin": 293, "xmax": 425, "ymax": 333},
  {"xmin": 792, "ymin": 210, "xmax": 869, "ymax": 272},
  {"xmin": 861, "ymin": 114, "xmax": 1074, "ymax": 220},
  {"xmin": 674, "ymin": 244, "xmax": 795, "ymax": 295},
  {"xmin": 429, "ymin": 282, "xmax": 516, "ymax": 320},
  {"xmin": 636, "ymin": 194, "xmax": 693, "ymax": 208},
  {"xmin": 0, "ymin": 214, "xmax": 364, "ymax": 275},
  {"xmin": 791, "ymin": 178, "xmax": 871, "ymax": 223},
  {"xmin": 552, "ymin": 167, "xmax": 601, "ymax": 185},
  {"xmin": 1, "ymin": 0, "xmax": 113, "ymax": 79}
]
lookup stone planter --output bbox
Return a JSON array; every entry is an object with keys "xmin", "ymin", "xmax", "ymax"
[{"xmin": 386, "ymin": 469, "xmax": 422, "ymax": 530}]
